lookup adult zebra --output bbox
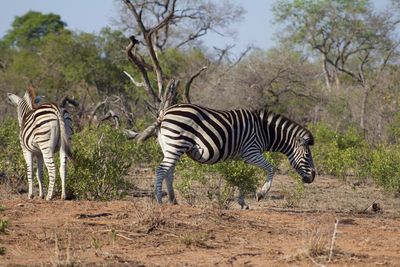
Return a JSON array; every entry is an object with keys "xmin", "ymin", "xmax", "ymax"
[
  {"xmin": 155, "ymin": 103, "xmax": 315, "ymax": 208},
  {"xmin": 7, "ymin": 88, "xmax": 73, "ymax": 200}
]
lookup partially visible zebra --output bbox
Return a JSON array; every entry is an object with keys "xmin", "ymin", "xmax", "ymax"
[
  {"xmin": 7, "ymin": 89, "xmax": 73, "ymax": 200},
  {"xmin": 155, "ymin": 104, "xmax": 315, "ymax": 208}
]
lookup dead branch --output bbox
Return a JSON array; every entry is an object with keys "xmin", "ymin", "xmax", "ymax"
[
  {"xmin": 88, "ymin": 100, "xmax": 108, "ymax": 127},
  {"xmin": 124, "ymin": 121, "xmax": 159, "ymax": 143},
  {"xmin": 160, "ymin": 79, "xmax": 179, "ymax": 110},
  {"xmin": 124, "ymin": 129, "xmax": 139, "ymax": 140},
  {"xmin": 126, "ymin": 35, "xmax": 160, "ymax": 104},
  {"xmin": 99, "ymin": 110, "xmax": 120, "ymax": 129},
  {"xmin": 184, "ymin": 66, "xmax": 207, "ymax": 103},
  {"xmin": 123, "ymin": 0, "xmax": 166, "ymax": 97}
]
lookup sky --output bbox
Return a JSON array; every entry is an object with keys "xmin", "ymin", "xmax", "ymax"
[{"xmin": 0, "ymin": 0, "xmax": 393, "ymax": 56}]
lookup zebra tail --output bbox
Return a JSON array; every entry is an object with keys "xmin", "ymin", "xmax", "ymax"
[{"xmin": 57, "ymin": 108, "xmax": 75, "ymax": 163}]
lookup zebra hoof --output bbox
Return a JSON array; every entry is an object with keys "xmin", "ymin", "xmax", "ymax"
[
  {"xmin": 169, "ymin": 198, "xmax": 178, "ymax": 205},
  {"xmin": 256, "ymin": 192, "xmax": 266, "ymax": 201}
]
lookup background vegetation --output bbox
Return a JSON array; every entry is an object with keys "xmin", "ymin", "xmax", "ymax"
[{"xmin": 0, "ymin": 0, "xmax": 399, "ymax": 203}]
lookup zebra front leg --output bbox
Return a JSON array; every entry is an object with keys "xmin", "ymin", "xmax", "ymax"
[
  {"xmin": 43, "ymin": 153, "xmax": 56, "ymax": 201},
  {"xmin": 23, "ymin": 150, "xmax": 34, "ymax": 199},
  {"xmin": 256, "ymin": 165, "xmax": 274, "ymax": 201},
  {"xmin": 59, "ymin": 149, "xmax": 67, "ymax": 200},
  {"xmin": 166, "ymin": 166, "xmax": 178, "ymax": 205},
  {"xmin": 36, "ymin": 155, "xmax": 44, "ymax": 199},
  {"xmin": 242, "ymin": 153, "xmax": 275, "ymax": 201},
  {"xmin": 257, "ymin": 174, "xmax": 273, "ymax": 201}
]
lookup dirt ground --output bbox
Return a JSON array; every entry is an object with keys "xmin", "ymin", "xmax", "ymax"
[{"xmin": 1, "ymin": 175, "xmax": 399, "ymax": 266}]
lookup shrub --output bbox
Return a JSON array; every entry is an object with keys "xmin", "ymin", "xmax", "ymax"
[
  {"xmin": 370, "ymin": 145, "xmax": 400, "ymax": 192},
  {"xmin": 309, "ymin": 123, "xmax": 369, "ymax": 179},
  {"xmin": 68, "ymin": 125, "xmax": 138, "ymax": 200},
  {"xmin": 175, "ymin": 155, "xmax": 265, "ymax": 208},
  {"xmin": 0, "ymin": 119, "xmax": 26, "ymax": 190},
  {"xmin": 0, "ymin": 219, "xmax": 8, "ymax": 234},
  {"xmin": 129, "ymin": 138, "xmax": 162, "ymax": 167}
]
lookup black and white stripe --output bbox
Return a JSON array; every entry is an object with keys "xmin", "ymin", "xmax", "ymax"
[
  {"xmin": 7, "ymin": 90, "xmax": 73, "ymax": 200},
  {"xmin": 155, "ymin": 104, "xmax": 315, "ymax": 208}
]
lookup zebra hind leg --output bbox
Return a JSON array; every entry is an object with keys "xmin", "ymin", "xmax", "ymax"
[
  {"xmin": 43, "ymin": 152, "xmax": 56, "ymax": 201},
  {"xmin": 36, "ymin": 155, "xmax": 45, "ymax": 199},
  {"xmin": 155, "ymin": 162, "xmax": 175, "ymax": 204},
  {"xmin": 166, "ymin": 166, "xmax": 178, "ymax": 204},
  {"xmin": 59, "ymin": 148, "xmax": 67, "ymax": 200},
  {"xmin": 23, "ymin": 150, "xmax": 34, "ymax": 199}
]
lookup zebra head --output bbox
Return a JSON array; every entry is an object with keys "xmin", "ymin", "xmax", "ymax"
[{"xmin": 290, "ymin": 132, "xmax": 315, "ymax": 184}]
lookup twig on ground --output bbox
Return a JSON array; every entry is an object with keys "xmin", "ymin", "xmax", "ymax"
[
  {"xmin": 328, "ymin": 218, "xmax": 339, "ymax": 262},
  {"xmin": 227, "ymin": 252, "xmax": 262, "ymax": 264},
  {"xmin": 305, "ymin": 253, "xmax": 325, "ymax": 267},
  {"xmin": 76, "ymin": 213, "xmax": 112, "ymax": 219},
  {"xmin": 93, "ymin": 229, "xmax": 146, "ymax": 239},
  {"xmin": 362, "ymin": 199, "xmax": 378, "ymax": 213}
]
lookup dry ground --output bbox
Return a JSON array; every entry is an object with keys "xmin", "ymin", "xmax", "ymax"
[{"xmin": 1, "ymin": 175, "xmax": 399, "ymax": 266}]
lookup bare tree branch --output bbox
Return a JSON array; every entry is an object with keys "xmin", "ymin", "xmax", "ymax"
[
  {"xmin": 184, "ymin": 66, "xmax": 207, "ymax": 103},
  {"xmin": 99, "ymin": 110, "xmax": 120, "ymax": 129},
  {"xmin": 89, "ymin": 100, "xmax": 108, "ymax": 127},
  {"xmin": 125, "ymin": 35, "xmax": 160, "ymax": 104}
]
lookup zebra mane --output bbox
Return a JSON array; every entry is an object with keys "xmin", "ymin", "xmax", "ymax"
[{"xmin": 259, "ymin": 109, "xmax": 314, "ymax": 145}]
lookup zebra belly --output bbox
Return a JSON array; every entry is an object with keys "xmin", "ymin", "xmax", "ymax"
[{"xmin": 186, "ymin": 141, "xmax": 234, "ymax": 164}]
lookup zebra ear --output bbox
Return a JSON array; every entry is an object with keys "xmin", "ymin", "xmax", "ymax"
[{"xmin": 7, "ymin": 93, "xmax": 21, "ymax": 106}]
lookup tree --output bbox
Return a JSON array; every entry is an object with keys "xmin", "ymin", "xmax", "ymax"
[
  {"xmin": 120, "ymin": 0, "xmax": 244, "ymax": 140},
  {"xmin": 273, "ymin": 0, "xmax": 400, "ymax": 135},
  {"xmin": 1, "ymin": 11, "xmax": 67, "ymax": 48},
  {"xmin": 117, "ymin": 0, "xmax": 244, "ymax": 51}
]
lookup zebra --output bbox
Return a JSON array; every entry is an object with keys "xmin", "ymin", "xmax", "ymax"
[
  {"xmin": 7, "ymin": 88, "xmax": 73, "ymax": 200},
  {"xmin": 154, "ymin": 103, "xmax": 315, "ymax": 208}
]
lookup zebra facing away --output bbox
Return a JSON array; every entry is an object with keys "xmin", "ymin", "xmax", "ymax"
[
  {"xmin": 155, "ymin": 103, "xmax": 315, "ymax": 208},
  {"xmin": 7, "ymin": 89, "xmax": 73, "ymax": 200}
]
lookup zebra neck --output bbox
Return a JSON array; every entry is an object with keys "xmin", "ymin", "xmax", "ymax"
[
  {"xmin": 263, "ymin": 112, "xmax": 296, "ymax": 155},
  {"xmin": 17, "ymin": 100, "xmax": 32, "ymax": 127}
]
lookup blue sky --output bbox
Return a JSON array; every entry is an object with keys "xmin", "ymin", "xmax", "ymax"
[{"xmin": 0, "ymin": 0, "xmax": 392, "ymax": 56}]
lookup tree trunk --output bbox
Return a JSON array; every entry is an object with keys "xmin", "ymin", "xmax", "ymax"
[
  {"xmin": 322, "ymin": 57, "xmax": 332, "ymax": 91},
  {"xmin": 360, "ymin": 86, "xmax": 370, "ymax": 136}
]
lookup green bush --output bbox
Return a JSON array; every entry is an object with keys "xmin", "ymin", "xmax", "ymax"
[
  {"xmin": 68, "ymin": 125, "xmax": 139, "ymax": 200},
  {"xmin": 370, "ymin": 145, "xmax": 400, "ymax": 192},
  {"xmin": 310, "ymin": 123, "xmax": 369, "ymax": 179},
  {"xmin": 130, "ymin": 138, "xmax": 162, "ymax": 167},
  {"xmin": 0, "ymin": 119, "xmax": 26, "ymax": 190},
  {"xmin": 175, "ymin": 155, "xmax": 265, "ymax": 208}
]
